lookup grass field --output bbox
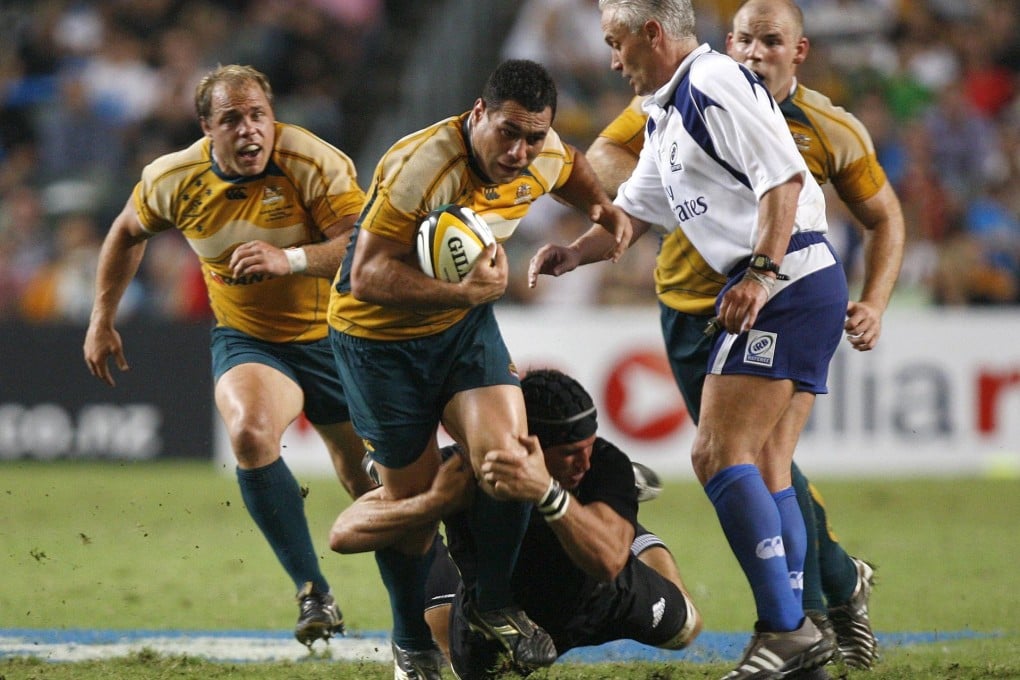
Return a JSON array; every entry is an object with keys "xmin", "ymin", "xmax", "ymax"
[{"xmin": 1, "ymin": 460, "xmax": 1018, "ymax": 679}]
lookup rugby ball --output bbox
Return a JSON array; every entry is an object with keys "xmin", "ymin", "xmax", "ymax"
[{"xmin": 416, "ymin": 205, "xmax": 496, "ymax": 282}]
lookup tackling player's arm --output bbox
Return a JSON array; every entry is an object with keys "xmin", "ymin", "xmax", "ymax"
[
  {"xmin": 544, "ymin": 487, "xmax": 635, "ymax": 582},
  {"xmin": 329, "ymin": 452, "xmax": 475, "ymax": 554},
  {"xmin": 83, "ymin": 197, "xmax": 153, "ymax": 387},
  {"xmin": 482, "ymin": 435, "xmax": 635, "ymax": 581},
  {"xmin": 842, "ymin": 182, "xmax": 905, "ymax": 351},
  {"xmin": 228, "ymin": 213, "xmax": 360, "ymax": 280}
]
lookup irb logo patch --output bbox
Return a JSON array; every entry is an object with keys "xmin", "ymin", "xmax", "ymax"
[{"xmin": 744, "ymin": 330, "xmax": 777, "ymax": 367}]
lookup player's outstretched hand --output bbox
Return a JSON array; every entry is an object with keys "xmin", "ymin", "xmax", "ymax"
[
  {"xmin": 229, "ymin": 240, "xmax": 292, "ymax": 278},
  {"xmin": 83, "ymin": 323, "xmax": 129, "ymax": 387},
  {"xmin": 527, "ymin": 244, "xmax": 582, "ymax": 288}
]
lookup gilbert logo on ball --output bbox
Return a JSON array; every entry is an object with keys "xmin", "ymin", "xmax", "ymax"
[{"xmin": 416, "ymin": 205, "xmax": 496, "ymax": 282}]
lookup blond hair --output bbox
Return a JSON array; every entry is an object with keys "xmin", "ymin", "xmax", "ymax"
[{"xmin": 194, "ymin": 64, "xmax": 273, "ymax": 120}]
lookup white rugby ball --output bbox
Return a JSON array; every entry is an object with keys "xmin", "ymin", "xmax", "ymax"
[{"xmin": 416, "ymin": 204, "xmax": 496, "ymax": 282}]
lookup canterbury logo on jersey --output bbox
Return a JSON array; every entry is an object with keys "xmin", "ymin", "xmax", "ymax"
[
  {"xmin": 209, "ymin": 271, "xmax": 270, "ymax": 286},
  {"xmin": 226, "ymin": 188, "xmax": 248, "ymax": 200}
]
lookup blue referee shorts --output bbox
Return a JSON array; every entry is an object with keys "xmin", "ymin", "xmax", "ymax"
[{"xmin": 708, "ymin": 232, "xmax": 849, "ymax": 394}]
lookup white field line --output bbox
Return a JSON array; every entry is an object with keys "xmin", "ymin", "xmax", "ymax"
[{"xmin": 0, "ymin": 631, "xmax": 391, "ymax": 663}]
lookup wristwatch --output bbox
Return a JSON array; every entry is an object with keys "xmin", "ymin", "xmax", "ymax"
[{"xmin": 749, "ymin": 253, "xmax": 782, "ymax": 275}]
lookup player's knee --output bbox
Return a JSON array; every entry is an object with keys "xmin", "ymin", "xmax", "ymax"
[
  {"xmin": 690, "ymin": 443, "xmax": 714, "ymax": 485},
  {"xmin": 228, "ymin": 415, "xmax": 279, "ymax": 466},
  {"xmin": 657, "ymin": 599, "xmax": 702, "ymax": 650}
]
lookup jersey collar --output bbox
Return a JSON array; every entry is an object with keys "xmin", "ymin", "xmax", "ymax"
[
  {"xmin": 460, "ymin": 112, "xmax": 495, "ymax": 184},
  {"xmin": 645, "ymin": 42, "xmax": 713, "ymax": 114}
]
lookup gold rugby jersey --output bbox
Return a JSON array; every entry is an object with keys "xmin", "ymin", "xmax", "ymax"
[
  {"xmin": 328, "ymin": 112, "xmax": 574, "ymax": 340},
  {"xmin": 600, "ymin": 85, "xmax": 888, "ymax": 315},
  {"xmin": 598, "ymin": 95, "xmax": 646, "ymax": 159},
  {"xmin": 132, "ymin": 122, "xmax": 365, "ymax": 343},
  {"xmin": 779, "ymin": 83, "xmax": 887, "ymax": 205}
]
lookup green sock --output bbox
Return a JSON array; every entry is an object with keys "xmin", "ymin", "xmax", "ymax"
[
  {"xmin": 791, "ymin": 462, "xmax": 824, "ymax": 612},
  {"xmin": 236, "ymin": 458, "xmax": 328, "ymax": 593},
  {"xmin": 468, "ymin": 493, "xmax": 529, "ymax": 610},
  {"xmin": 810, "ymin": 479, "xmax": 859, "ymax": 606}
]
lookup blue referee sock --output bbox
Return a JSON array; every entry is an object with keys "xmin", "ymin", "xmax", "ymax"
[
  {"xmin": 773, "ymin": 486, "xmax": 807, "ymax": 607},
  {"xmin": 236, "ymin": 457, "xmax": 329, "ymax": 594},
  {"xmin": 705, "ymin": 464, "xmax": 802, "ymax": 632},
  {"xmin": 468, "ymin": 492, "xmax": 530, "ymax": 610},
  {"xmin": 375, "ymin": 541, "xmax": 438, "ymax": 650}
]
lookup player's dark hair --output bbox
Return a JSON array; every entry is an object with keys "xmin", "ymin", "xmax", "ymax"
[
  {"xmin": 482, "ymin": 59, "xmax": 557, "ymax": 119},
  {"xmin": 521, "ymin": 369, "xmax": 597, "ymax": 448},
  {"xmin": 194, "ymin": 64, "xmax": 274, "ymax": 120}
]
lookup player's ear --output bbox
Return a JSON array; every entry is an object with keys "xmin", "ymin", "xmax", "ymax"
[
  {"xmin": 793, "ymin": 36, "xmax": 810, "ymax": 66},
  {"xmin": 199, "ymin": 117, "xmax": 213, "ymax": 137},
  {"xmin": 642, "ymin": 18, "xmax": 661, "ymax": 45},
  {"xmin": 471, "ymin": 98, "xmax": 486, "ymax": 123}
]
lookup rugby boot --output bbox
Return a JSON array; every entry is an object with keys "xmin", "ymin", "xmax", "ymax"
[
  {"xmin": 721, "ymin": 616, "xmax": 836, "ymax": 679},
  {"xmin": 294, "ymin": 581, "xmax": 345, "ymax": 647},
  {"xmin": 828, "ymin": 557, "xmax": 878, "ymax": 669},
  {"xmin": 465, "ymin": 602, "xmax": 557, "ymax": 672}
]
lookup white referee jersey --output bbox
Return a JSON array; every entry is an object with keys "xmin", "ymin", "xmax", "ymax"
[{"xmin": 615, "ymin": 44, "xmax": 828, "ymax": 277}]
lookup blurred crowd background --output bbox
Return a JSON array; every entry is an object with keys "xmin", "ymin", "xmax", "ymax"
[{"xmin": 1, "ymin": 0, "xmax": 1018, "ymax": 324}]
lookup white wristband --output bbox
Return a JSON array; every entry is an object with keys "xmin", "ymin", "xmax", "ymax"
[
  {"xmin": 543, "ymin": 492, "xmax": 570, "ymax": 522},
  {"xmin": 284, "ymin": 247, "xmax": 308, "ymax": 274},
  {"xmin": 743, "ymin": 268, "xmax": 775, "ymax": 296}
]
